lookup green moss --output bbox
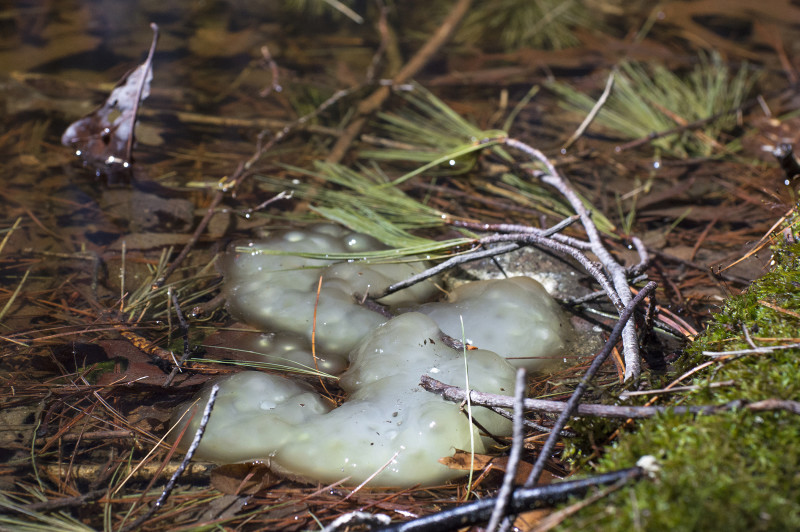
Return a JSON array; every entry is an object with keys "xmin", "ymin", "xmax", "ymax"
[{"xmin": 558, "ymin": 237, "xmax": 800, "ymax": 530}]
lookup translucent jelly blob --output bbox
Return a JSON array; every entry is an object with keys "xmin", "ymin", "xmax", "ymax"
[
  {"xmin": 222, "ymin": 224, "xmax": 438, "ymax": 356},
  {"xmin": 173, "ymin": 313, "xmax": 515, "ymax": 486},
  {"xmin": 418, "ymin": 277, "xmax": 574, "ymax": 371}
]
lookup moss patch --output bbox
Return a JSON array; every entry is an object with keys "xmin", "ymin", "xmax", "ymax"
[{"xmin": 560, "ymin": 238, "xmax": 800, "ymax": 530}]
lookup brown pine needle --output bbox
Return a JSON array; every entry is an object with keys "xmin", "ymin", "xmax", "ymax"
[{"xmin": 312, "ymin": 275, "xmax": 335, "ymax": 402}]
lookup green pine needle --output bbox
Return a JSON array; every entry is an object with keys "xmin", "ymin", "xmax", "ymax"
[
  {"xmin": 550, "ymin": 52, "xmax": 758, "ymax": 157},
  {"xmin": 457, "ymin": 0, "xmax": 592, "ymax": 50}
]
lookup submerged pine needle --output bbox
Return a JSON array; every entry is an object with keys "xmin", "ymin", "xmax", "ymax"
[
  {"xmin": 123, "ymin": 249, "xmax": 219, "ymax": 321},
  {"xmin": 359, "ymin": 83, "xmax": 505, "ymax": 174}
]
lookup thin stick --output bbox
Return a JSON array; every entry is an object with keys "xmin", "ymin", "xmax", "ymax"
[
  {"xmin": 619, "ymin": 380, "xmax": 735, "ymax": 400},
  {"xmin": 452, "ymin": 215, "xmax": 588, "ymax": 248},
  {"xmin": 422, "ymin": 376, "xmax": 800, "ymax": 418},
  {"xmin": 322, "ymin": 0, "xmax": 364, "ymax": 23},
  {"xmin": 530, "ymin": 476, "xmax": 630, "ymax": 532},
  {"xmin": 487, "ymin": 232, "xmax": 622, "ymax": 308},
  {"xmin": 379, "ymin": 243, "xmax": 521, "ymax": 297},
  {"xmin": 703, "ymin": 342, "xmax": 800, "ymax": 357},
  {"xmin": 323, "ymin": 511, "xmax": 391, "ymax": 532},
  {"xmin": 486, "ymin": 405, "xmax": 575, "ymax": 436},
  {"xmin": 0, "ymin": 216, "xmax": 22, "ymax": 255},
  {"xmin": 613, "ymin": 92, "xmax": 767, "ymax": 153},
  {"xmin": 561, "ymin": 70, "xmax": 615, "ymax": 152},
  {"xmin": 120, "ymin": 240, "xmax": 126, "ymax": 313},
  {"xmin": 381, "ymin": 226, "xmax": 619, "ymax": 308},
  {"xmin": 0, "ymin": 267, "xmax": 30, "ymax": 322},
  {"xmin": 365, "ymin": 2, "xmax": 392, "ymax": 82},
  {"xmin": 163, "ymin": 291, "xmax": 192, "ymax": 387},
  {"xmin": 504, "ymin": 137, "xmax": 641, "ymax": 380},
  {"xmin": 21, "ymin": 488, "xmax": 108, "ymax": 513},
  {"xmin": 379, "ymin": 213, "xmax": 583, "ymax": 299},
  {"xmin": 119, "ymin": 383, "xmax": 220, "ymax": 532},
  {"xmin": 486, "ymin": 368, "xmax": 526, "ymax": 532},
  {"xmin": 379, "ymin": 467, "xmax": 645, "ymax": 532}
]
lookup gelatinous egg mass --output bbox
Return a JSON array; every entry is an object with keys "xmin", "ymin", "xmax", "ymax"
[
  {"xmin": 417, "ymin": 277, "xmax": 574, "ymax": 371},
  {"xmin": 221, "ymin": 223, "xmax": 438, "ymax": 356},
  {"xmin": 173, "ymin": 313, "xmax": 515, "ymax": 486},
  {"xmin": 176, "ymin": 224, "xmax": 574, "ymax": 486}
]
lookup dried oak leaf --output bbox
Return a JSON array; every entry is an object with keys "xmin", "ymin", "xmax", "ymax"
[
  {"xmin": 441, "ymin": 450, "xmax": 557, "ymax": 484},
  {"xmin": 61, "ymin": 61, "xmax": 152, "ymax": 182}
]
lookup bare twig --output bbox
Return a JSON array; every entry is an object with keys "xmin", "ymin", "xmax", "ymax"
[
  {"xmin": 119, "ymin": 383, "xmax": 220, "ymax": 532},
  {"xmin": 379, "ymin": 243, "xmax": 521, "ymax": 297},
  {"xmin": 613, "ymin": 90, "xmax": 774, "ymax": 152},
  {"xmin": 480, "ymin": 232, "xmax": 623, "ymax": 309},
  {"xmin": 379, "ymin": 215, "xmax": 583, "ymax": 299},
  {"xmin": 258, "ymin": 44, "xmax": 281, "ymax": 97},
  {"xmin": 703, "ymin": 342, "xmax": 800, "ymax": 357},
  {"xmin": 163, "ymin": 290, "xmax": 191, "ymax": 387},
  {"xmin": 379, "ymin": 467, "xmax": 645, "ymax": 532},
  {"xmin": 486, "ymin": 368, "xmax": 526, "ymax": 532},
  {"xmin": 619, "ymin": 380, "xmax": 736, "ymax": 400},
  {"xmin": 452, "ymin": 214, "xmax": 588, "ymax": 249},
  {"xmin": 741, "ymin": 322, "xmax": 758, "ymax": 349},
  {"xmin": 530, "ymin": 476, "xmax": 630, "ymax": 531},
  {"xmin": 22, "ymin": 488, "xmax": 107, "ymax": 512},
  {"xmin": 628, "ymin": 236, "xmax": 650, "ymax": 276},
  {"xmin": 747, "ymin": 399, "xmax": 800, "ymax": 415},
  {"xmin": 504, "ymin": 137, "xmax": 643, "ymax": 380},
  {"xmin": 422, "ymin": 376, "xmax": 800, "ymax": 418},
  {"xmin": 323, "ymin": 511, "xmax": 391, "ymax": 532},
  {"xmin": 365, "ymin": 2, "xmax": 394, "ymax": 83},
  {"xmin": 485, "ymin": 405, "xmax": 575, "ymax": 436}
]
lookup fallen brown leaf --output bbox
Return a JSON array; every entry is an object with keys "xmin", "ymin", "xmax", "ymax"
[
  {"xmin": 211, "ymin": 463, "xmax": 281, "ymax": 495},
  {"xmin": 440, "ymin": 450, "xmax": 558, "ymax": 485}
]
